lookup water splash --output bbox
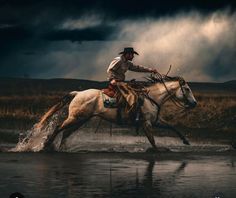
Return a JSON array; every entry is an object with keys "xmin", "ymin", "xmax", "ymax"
[{"xmin": 11, "ymin": 109, "xmax": 66, "ymax": 152}]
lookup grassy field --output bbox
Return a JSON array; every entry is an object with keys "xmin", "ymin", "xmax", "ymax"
[
  {"xmin": 161, "ymin": 92, "xmax": 236, "ymax": 140},
  {"xmin": 0, "ymin": 78, "xmax": 235, "ymax": 143}
]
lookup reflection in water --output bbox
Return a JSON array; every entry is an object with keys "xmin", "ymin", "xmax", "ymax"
[
  {"xmin": 231, "ymin": 159, "xmax": 235, "ymax": 168},
  {"xmin": 0, "ymin": 153, "xmax": 236, "ymax": 197},
  {"xmin": 114, "ymin": 160, "xmax": 187, "ymax": 198}
]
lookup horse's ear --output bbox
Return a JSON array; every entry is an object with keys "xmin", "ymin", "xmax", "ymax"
[{"xmin": 179, "ymin": 78, "xmax": 185, "ymax": 86}]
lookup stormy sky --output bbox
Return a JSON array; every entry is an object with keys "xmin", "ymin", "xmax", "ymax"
[{"xmin": 0, "ymin": 0, "xmax": 236, "ymax": 82}]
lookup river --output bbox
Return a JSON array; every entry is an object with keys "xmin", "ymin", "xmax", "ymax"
[{"xmin": 0, "ymin": 151, "xmax": 236, "ymax": 198}]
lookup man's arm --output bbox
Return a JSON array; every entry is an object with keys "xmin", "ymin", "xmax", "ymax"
[
  {"xmin": 107, "ymin": 58, "xmax": 120, "ymax": 73},
  {"xmin": 128, "ymin": 62, "xmax": 158, "ymax": 73}
]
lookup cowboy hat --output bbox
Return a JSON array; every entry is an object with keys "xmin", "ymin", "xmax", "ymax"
[{"xmin": 119, "ymin": 47, "xmax": 139, "ymax": 55}]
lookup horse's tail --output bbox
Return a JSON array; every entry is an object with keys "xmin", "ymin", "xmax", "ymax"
[{"xmin": 36, "ymin": 91, "xmax": 77, "ymax": 128}]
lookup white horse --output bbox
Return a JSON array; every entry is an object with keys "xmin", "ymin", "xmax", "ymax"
[{"xmin": 37, "ymin": 76, "xmax": 197, "ymax": 151}]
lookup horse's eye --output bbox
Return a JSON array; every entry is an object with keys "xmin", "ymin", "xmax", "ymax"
[{"xmin": 185, "ymin": 88, "xmax": 190, "ymax": 92}]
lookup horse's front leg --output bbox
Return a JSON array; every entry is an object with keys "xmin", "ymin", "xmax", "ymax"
[
  {"xmin": 143, "ymin": 120, "xmax": 170, "ymax": 152},
  {"xmin": 142, "ymin": 120, "xmax": 157, "ymax": 149},
  {"xmin": 155, "ymin": 118, "xmax": 190, "ymax": 145}
]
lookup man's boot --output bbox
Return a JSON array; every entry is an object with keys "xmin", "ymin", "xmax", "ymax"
[
  {"xmin": 135, "ymin": 106, "xmax": 141, "ymax": 134},
  {"xmin": 135, "ymin": 95, "xmax": 144, "ymax": 122}
]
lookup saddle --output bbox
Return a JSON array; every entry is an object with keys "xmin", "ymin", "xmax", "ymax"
[
  {"xmin": 101, "ymin": 82, "xmax": 146, "ymax": 124},
  {"xmin": 101, "ymin": 82, "xmax": 146, "ymax": 109},
  {"xmin": 102, "ymin": 84, "xmax": 117, "ymax": 98},
  {"xmin": 101, "ymin": 84, "xmax": 118, "ymax": 108}
]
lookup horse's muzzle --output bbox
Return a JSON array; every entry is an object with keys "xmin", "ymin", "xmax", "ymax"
[{"xmin": 187, "ymin": 101, "xmax": 197, "ymax": 108}]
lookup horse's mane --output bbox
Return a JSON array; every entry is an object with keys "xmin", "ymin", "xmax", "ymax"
[
  {"xmin": 145, "ymin": 74, "xmax": 182, "ymax": 84},
  {"xmin": 128, "ymin": 74, "xmax": 183, "ymax": 89}
]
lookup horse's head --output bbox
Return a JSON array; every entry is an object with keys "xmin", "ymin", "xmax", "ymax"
[
  {"xmin": 145, "ymin": 74, "xmax": 197, "ymax": 109},
  {"xmin": 174, "ymin": 77, "xmax": 197, "ymax": 109}
]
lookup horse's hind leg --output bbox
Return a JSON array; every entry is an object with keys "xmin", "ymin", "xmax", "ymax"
[
  {"xmin": 58, "ymin": 118, "xmax": 89, "ymax": 150},
  {"xmin": 43, "ymin": 116, "xmax": 77, "ymax": 151}
]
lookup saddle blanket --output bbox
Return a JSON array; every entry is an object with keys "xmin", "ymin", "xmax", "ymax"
[{"xmin": 101, "ymin": 92, "xmax": 117, "ymax": 108}]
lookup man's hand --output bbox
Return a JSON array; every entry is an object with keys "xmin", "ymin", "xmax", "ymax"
[
  {"xmin": 110, "ymin": 79, "xmax": 117, "ymax": 85},
  {"xmin": 149, "ymin": 68, "xmax": 158, "ymax": 73}
]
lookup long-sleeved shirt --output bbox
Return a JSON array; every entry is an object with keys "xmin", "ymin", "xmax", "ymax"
[{"xmin": 107, "ymin": 55, "xmax": 152, "ymax": 81}]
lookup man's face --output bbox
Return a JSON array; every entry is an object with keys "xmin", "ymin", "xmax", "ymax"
[{"xmin": 124, "ymin": 52, "xmax": 134, "ymax": 61}]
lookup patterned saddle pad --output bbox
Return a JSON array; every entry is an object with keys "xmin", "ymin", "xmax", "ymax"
[{"xmin": 101, "ymin": 92, "xmax": 117, "ymax": 108}]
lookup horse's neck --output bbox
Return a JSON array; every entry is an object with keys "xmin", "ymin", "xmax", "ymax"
[{"xmin": 147, "ymin": 81, "xmax": 179, "ymax": 104}]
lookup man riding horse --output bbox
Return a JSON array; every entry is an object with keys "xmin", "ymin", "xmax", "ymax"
[
  {"xmin": 23, "ymin": 47, "xmax": 196, "ymax": 152},
  {"xmin": 104, "ymin": 47, "xmax": 159, "ymax": 122}
]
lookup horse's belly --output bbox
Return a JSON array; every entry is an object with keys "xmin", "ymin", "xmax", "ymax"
[{"xmin": 98, "ymin": 108, "xmax": 132, "ymax": 124}]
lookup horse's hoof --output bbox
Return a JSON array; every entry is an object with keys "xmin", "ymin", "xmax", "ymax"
[
  {"xmin": 58, "ymin": 144, "xmax": 66, "ymax": 152},
  {"xmin": 156, "ymin": 147, "xmax": 171, "ymax": 152},
  {"xmin": 42, "ymin": 144, "xmax": 56, "ymax": 152},
  {"xmin": 146, "ymin": 147, "xmax": 170, "ymax": 153},
  {"xmin": 183, "ymin": 140, "xmax": 190, "ymax": 145},
  {"xmin": 146, "ymin": 147, "xmax": 157, "ymax": 153},
  {"xmin": 231, "ymin": 142, "xmax": 236, "ymax": 149}
]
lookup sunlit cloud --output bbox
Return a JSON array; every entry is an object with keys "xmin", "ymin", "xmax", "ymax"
[{"xmin": 91, "ymin": 10, "xmax": 236, "ymax": 82}]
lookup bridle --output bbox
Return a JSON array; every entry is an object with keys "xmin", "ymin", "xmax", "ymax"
[
  {"xmin": 153, "ymin": 73, "xmax": 190, "ymax": 109},
  {"xmin": 167, "ymin": 78, "xmax": 190, "ymax": 109},
  {"xmin": 143, "ymin": 74, "xmax": 190, "ymax": 123}
]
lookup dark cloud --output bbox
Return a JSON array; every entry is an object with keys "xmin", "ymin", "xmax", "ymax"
[
  {"xmin": 0, "ymin": 25, "xmax": 32, "ymax": 41},
  {"xmin": 0, "ymin": 0, "xmax": 235, "ymax": 81},
  {"xmin": 0, "ymin": 1, "xmax": 235, "ymax": 41},
  {"xmin": 97, "ymin": 0, "xmax": 236, "ymax": 20},
  {"xmin": 43, "ymin": 25, "xmax": 116, "ymax": 42},
  {"xmin": 1, "ymin": 0, "xmax": 235, "ymax": 19}
]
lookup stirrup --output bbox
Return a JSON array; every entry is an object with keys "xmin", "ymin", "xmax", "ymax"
[{"xmin": 135, "ymin": 111, "xmax": 140, "ymax": 122}]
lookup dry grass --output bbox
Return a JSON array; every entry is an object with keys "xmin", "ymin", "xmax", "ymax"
[
  {"xmin": 0, "ymin": 91, "xmax": 235, "ymax": 135},
  {"xmin": 161, "ymin": 92, "xmax": 236, "ymax": 130},
  {"xmin": 0, "ymin": 94, "xmax": 64, "ymax": 129}
]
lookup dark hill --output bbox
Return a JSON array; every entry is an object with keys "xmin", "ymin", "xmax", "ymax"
[
  {"xmin": 189, "ymin": 81, "xmax": 236, "ymax": 94},
  {"xmin": 0, "ymin": 77, "xmax": 235, "ymax": 96},
  {"xmin": 0, "ymin": 77, "xmax": 107, "ymax": 95}
]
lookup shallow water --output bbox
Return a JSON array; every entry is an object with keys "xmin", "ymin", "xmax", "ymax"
[
  {"xmin": 11, "ymin": 125, "xmax": 233, "ymax": 153},
  {"xmin": 8, "ymin": 109, "xmax": 234, "ymax": 153},
  {"xmin": 65, "ymin": 130, "xmax": 233, "ymax": 153},
  {"xmin": 0, "ymin": 152, "xmax": 236, "ymax": 198},
  {"xmin": 2, "ymin": 116, "xmax": 236, "ymax": 197}
]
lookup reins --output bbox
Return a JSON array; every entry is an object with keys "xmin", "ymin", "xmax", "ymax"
[
  {"xmin": 150, "ymin": 72, "xmax": 188, "ymax": 109},
  {"xmin": 141, "ymin": 72, "xmax": 190, "ymax": 124}
]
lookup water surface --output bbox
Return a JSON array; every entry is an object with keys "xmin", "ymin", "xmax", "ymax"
[{"xmin": 0, "ymin": 152, "xmax": 236, "ymax": 198}]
